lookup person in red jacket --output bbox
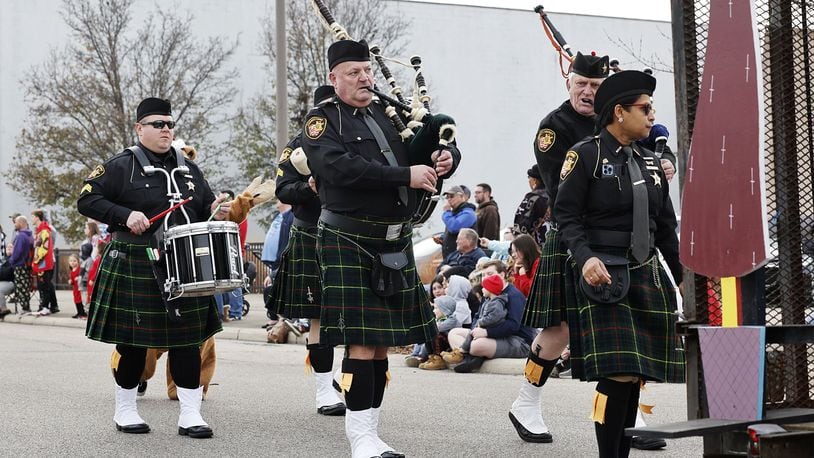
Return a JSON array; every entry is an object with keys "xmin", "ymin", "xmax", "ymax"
[
  {"xmin": 68, "ymin": 254, "xmax": 87, "ymax": 318},
  {"xmin": 31, "ymin": 209, "xmax": 59, "ymax": 314},
  {"xmin": 510, "ymin": 234, "xmax": 541, "ymax": 297}
]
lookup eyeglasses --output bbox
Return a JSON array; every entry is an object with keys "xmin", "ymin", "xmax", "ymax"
[
  {"xmin": 624, "ymin": 103, "xmax": 655, "ymax": 116},
  {"xmin": 140, "ymin": 120, "xmax": 176, "ymax": 129}
]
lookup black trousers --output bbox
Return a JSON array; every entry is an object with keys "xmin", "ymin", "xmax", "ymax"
[{"xmin": 37, "ymin": 270, "xmax": 58, "ymax": 310}]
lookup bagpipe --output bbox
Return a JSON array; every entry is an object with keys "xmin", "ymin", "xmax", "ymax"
[
  {"xmin": 534, "ymin": 4, "xmax": 653, "ymax": 77},
  {"xmin": 310, "ymin": 0, "xmax": 457, "ymax": 225}
]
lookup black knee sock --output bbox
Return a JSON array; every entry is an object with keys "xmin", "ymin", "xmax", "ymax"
[
  {"xmin": 594, "ymin": 378, "xmax": 634, "ymax": 458},
  {"xmin": 524, "ymin": 350, "xmax": 559, "ymax": 387},
  {"xmin": 169, "ymin": 346, "xmax": 201, "ymax": 389},
  {"xmin": 372, "ymin": 359, "xmax": 388, "ymax": 408},
  {"xmin": 115, "ymin": 345, "xmax": 147, "ymax": 389},
  {"xmin": 307, "ymin": 343, "xmax": 334, "ymax": 373},
  {"xmin": 341, "ymin": 358, "xmax": 374, "ymax": 411},
  {"xmin": 619, "ymin": 383, "xmax": 641, "ymax": 458},
  {"xmin": 75, "ymin": 302, "xmax": 85, "ymax": 315}
]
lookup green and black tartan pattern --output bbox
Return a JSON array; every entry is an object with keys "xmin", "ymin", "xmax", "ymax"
[
  {"xmin": 85, "ymin": 240, "xmax": 222, "ymax": 348},
  {"xmin": 317, "ymin": 217, "xmax": 437, "ymax": 347},
  {"xmin": 522, "ymin": 229, "xmax": 573, "ymax": 328},
  {"xmin": 564, "ymin": 251, "xmax": 685, "ymax": 383},
  {"xmin": 268, "ymin": 225, "xmax": 322, "ymax": 319}
]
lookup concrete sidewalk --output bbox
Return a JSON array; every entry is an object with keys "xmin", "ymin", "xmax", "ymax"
[{"xmin": 1, "ymin": 289, "xmax": 527, "ymax": 375}]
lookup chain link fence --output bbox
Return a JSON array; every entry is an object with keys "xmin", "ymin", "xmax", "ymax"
[{"xmin": 679, "ymin": 0, "xmax": 814, "ymax": 412}]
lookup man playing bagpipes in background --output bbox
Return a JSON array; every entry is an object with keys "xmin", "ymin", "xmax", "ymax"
[
  {"xmin": 302, "ymin": 39, "xmax": 460, "ymax": 458},
  {"xmin": 266, "ymin": 85, "xmax": 347, "ymax": 418}
]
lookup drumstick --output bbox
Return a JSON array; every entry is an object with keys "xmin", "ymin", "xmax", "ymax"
[{"xmin": 148, "ymin": 197, "xmax": 193, "ymax": 224}]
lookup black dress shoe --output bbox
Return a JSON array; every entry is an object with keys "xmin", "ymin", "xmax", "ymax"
[
  {"xmin": 380, "ymin": 451, "xmax": 405, "ymax": 458},
  {"xmin": 178, "ymin": 425, "xmax": 213, "ymax": 438},
  {"xmin": 453, "ymin": 355, "xmax": 485, "ymax": 373},
  {"xmin": 631, "ymin": 436, "xmax": 667, "ymax": 450},
  {"xmin": 115, "ymin": 422, "xmax": 150, "ymax": 434},
  {"xmin": 317, "ymin": 402, "xmax": 346, "ymax": 416},
  {"xmin": 508, "ymin": 412, "xmax": 553, "ymax": 443}
]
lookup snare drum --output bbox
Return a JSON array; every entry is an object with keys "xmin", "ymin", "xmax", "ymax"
[{"xmin": 163, "ymin": 221, "xmax": 245, "ymax": 297}]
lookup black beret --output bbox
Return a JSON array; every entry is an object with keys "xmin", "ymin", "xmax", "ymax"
[
  {"xmin": 527, "ymin": 164, "xmax": 542, "ymax": 181},
  {"xmin": 572, "ymin": 51, "xmax": 610, "ymax": 79},
  {"xmin": 328, "ymin": 39, "xmax": 370, "ymax": 70},
  {"xmin": 136, "ymin": 97, "xmax": 172, "ymax": 121},
  {"xmin": 313, "ymin": 85, "xmax": 336, "ymax": 104},
  {"xmin": 593, "ymin": 70, "xmax": 656, "ymax": 120}
]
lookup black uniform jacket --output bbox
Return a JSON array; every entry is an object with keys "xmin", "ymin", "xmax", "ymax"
[
  {"xmin": 533, "ymin": 100, "xmax": 595, "ymax": 220},
  {"xmin": 301, "ymin": 97, "xmax": 460, "ymax": 219},
  {"xmin": 554, "ymin": 129, "xmax": 681, "ymax": 281},
  {"xmin": 77, "ymin": 143, "xmax": 217, "ymax": 233},
  {"xmin": 276, "ymin": 133, "xmax": 321, "ymax": 225}
]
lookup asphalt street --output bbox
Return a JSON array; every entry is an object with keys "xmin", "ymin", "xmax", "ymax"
[{"xmin": 0, "ymin": 292, "xmax": 701, "ymax": 457}]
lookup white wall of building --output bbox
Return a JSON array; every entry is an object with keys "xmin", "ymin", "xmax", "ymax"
[{"xmin": 0, "ymin": 0, "xmax": 677, "ymax": 245}]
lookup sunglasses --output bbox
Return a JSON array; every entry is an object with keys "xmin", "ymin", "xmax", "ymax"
[
  {"xmin": 624, "ymin": 103, "xmax": 655, "ymax": 116},
  {"xmin": 140, "ymin": 120, "xmax": 176, "ymax": 129}
]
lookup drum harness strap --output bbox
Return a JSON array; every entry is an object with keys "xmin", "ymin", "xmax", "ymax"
[{"xmin": 126, "ymin": 144, "xmax": 188, "ymax": 322}]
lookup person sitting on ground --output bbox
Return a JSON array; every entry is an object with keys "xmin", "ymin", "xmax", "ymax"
[
  {"xmin": 0, "ymin": 243, "xmax": 15, "ymax": 317},
  {"xmin": 419, "ymin": 276, "xmax": 472, "ymax": 370},
  {"xmin": 405, "ymin": 275, "xmax": 447, "ymax": 367},
  {"xmin": 509, "ymin": 234, "xmax": 541, "ymax": 298},
  {"xmin": 446, "ymin": 274, "xmax": 508, "ymax": 367},
  {"xmin": 417, "ymin": 296, "xmax": 464, "ymax": 370},
  {"xmin": 444, "ymin": 260, "xmax": 538, "ymax": 373},
  {"xmin": 437, "ymin": 228, "xmax": 486, "ymax": 278},
  {"xmin": 478, "ymin": 226, "xmax": 515, "ymax": 262}
]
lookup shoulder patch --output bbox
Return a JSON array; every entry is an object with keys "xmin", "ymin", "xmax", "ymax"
[
  {"xmin": 87, "ymin": 164, "xmax": 105, "ymax": 179},
  {"xmin": 279, "ymin": 147, "xmax": 293, "ymax": 163},
  {"xmin": 537, "ymin": 128, "xmax": 556, "ymax": 153},
  {"xmin": 560, "ymin": 150, "xmax": 579, "ymax": 181},
  {"xmin": 305, "ymin": 117, "xmax": 327, "ymax": 140}
]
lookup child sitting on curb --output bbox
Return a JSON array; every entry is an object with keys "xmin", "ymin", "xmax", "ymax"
[{"xmin": 443, "ymin": 274, "xmax": 508, "ymax": 366}]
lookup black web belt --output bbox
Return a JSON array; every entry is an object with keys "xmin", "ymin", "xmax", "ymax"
[{"xmin": 319, "ymin": 210, "xmax": 409, "ymax": 241}]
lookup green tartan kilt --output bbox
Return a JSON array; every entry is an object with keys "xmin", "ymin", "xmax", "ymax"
[
  {"xmin": 268, "ymin": 225, "xmax": 322, "ymax": 319},
  {"xmin": 317, "ymin": 218, "xmax": 437, "ymax": 347},
  {"xmin": 522, "ymin": 229, "xmax": 573, "ymax": 328},
  {"xmin": 564, "ymin": 250, "xmax": 685, "ymax": 383},
  {"xmin": 85, "ymin": 240, "xmax": 222, "ymax": 348}
]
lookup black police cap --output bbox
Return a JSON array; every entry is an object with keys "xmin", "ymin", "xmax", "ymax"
[
  {"xmin": 136, "ymin": 97, "xmax": 172, "ymax": 121},
  {"xmin": 593, "ymin": 70, "xmax": 656, "ymax": 119},
  {"xmin": 328, "ymin": 39, "xmax": 370, "ymax": 70},
  {"xmin": 572, "ymin": 51, "xmax": 610, "ymax": 79}
]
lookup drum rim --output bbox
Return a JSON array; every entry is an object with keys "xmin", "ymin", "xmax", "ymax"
[{"xmin": 164, "ymin": 220, "xmax": 240, "ymax": 236}]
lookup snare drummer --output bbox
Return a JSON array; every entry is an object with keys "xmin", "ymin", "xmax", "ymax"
[{"xmin": 78, "ymin": 97, "xmax": 231, "ymax": 438}]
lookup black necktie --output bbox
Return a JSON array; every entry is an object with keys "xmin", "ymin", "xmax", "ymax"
[
  {"xmin": 624, "ymin": 146, "xmax": 650, "ymax": 263},
  {"xmin": 360, "ymin": 107, "xmax": 409, "ymax": 207}
]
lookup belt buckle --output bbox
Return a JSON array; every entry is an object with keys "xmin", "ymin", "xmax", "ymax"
[
  {"xmin": 385, "ymin": 224, "xmax": 402, "ymax": 241},
  {"xmin": 109, "ymin": 249, "xmax": 119, "ymax": 259}
]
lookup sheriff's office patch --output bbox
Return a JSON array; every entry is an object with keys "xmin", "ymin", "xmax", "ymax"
[
  {"xmin": 280, "ymin": 148, "xmax": 293, "ymax": 163},
  {"xmin": 87, "ymin": 164, "xmax": 105, "ymax": 179},
  {"xmin": 560, "ymin": 150, "xmax": 579, "ymax": 181},
  {"xmin": 80, "ymin": 183, "xmax": 93, "ymax": 195},
  {"xmin": 305, "ymin": 117, "xmax": 327, "ymax": 140},
  {"xmin": 537, "ymin": 128, "xmax": 556, "ymax": 153}
]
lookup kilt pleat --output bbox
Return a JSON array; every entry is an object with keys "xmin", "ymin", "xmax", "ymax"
[
  {"xmin": 86, "ymin": 240, "xmax": 222, "ymax": 348},
  {"xmin": 317, "ymin": 218, "xmax": 437, "ymax": 347},
  {"xmin": 564, "ymin": 251, "xmax": 685, "ymax": 383},
  {"xmin": 268, "ymin": 226, "xmax": 322, "ymax": 319},
  {"xmin": 522, "ymin": 229, "xmax": 572, "ymax": 328}
]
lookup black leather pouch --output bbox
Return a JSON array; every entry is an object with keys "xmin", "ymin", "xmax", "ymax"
[
  {"xmin": 370, "ymin": 252, "xmax": 410, "ymax": 298},
  {"xmin": 580, "ymin": 254, "xmax": 630, "ymax": 304}
]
